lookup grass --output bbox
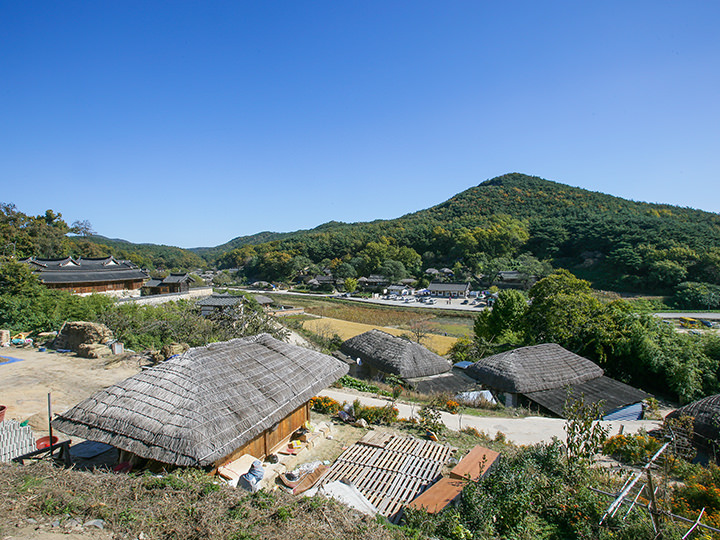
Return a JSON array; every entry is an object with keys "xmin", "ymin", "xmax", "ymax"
[{"xmin": 0, "ymin": 461, "xmax": 424, "ymax": 540}]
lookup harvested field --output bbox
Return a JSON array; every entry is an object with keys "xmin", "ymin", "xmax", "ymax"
[
  {"xmin": 302, "ymin": 317, "xmax": 457, "ymax": 355},
  {"xmin": 273, "ymin": 294, "xmax": 474, "ymax": 334}
]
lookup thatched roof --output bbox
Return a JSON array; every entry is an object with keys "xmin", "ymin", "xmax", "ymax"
[
  {"xmin": 666, "ymin": 394, "xmax": 720, "ymax": 448},
  {"xmin": 340, "ymin": 329, "xmax": 451, "ymax": 379},
  {"xmin": 466, "ymin": 343, "xmax": 603, "ymax": 394},
  {"xmin": 53, "ymin": 334, "xmax": 348, "ymax": 467}
]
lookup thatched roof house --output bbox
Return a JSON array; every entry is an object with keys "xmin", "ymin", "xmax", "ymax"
[
  {"xmin": 467, "ymin": 343, "xmax": 603, "ymax": 394},
  {"xmin": 340, "ymin": 329, "xmax": 451, "ymax": 380},
  {"xmin": 467, "ymin": 343, "xmax": 649, "ymax": 419},
  {"xmin": 53, "ymin": 334, "xmax": 348, "ymax": 468},
  {"xmin": 666, "ymin": 394, "xmax": 720, "ymax": 452}
]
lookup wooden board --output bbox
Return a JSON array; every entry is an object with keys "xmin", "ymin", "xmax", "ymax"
[
  {"xmin": 318, "ymin": 434, "xmax": 454, "ymax": 523},
  {"xmin": 407, "ymin": 477, "xmax": 466, "ymax": 514},
  {"xmin": 449, "ymin": 445, "xmax": 500, "ymax": 482}
]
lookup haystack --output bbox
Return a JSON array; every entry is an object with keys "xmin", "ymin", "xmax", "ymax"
[{"xmin": 54, "ymin": 321, "xmax": 113, "ymax": 352}]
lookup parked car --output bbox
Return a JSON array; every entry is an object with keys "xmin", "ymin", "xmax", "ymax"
[{"xmin": 461, "ymin": 299, "xmax": 469, "ymax": 304}]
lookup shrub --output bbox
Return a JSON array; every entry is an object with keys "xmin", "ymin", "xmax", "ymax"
[
  {"xmin": 418, "ymin": 399, "xmax": 444, "ymax": 433},
  {"xmin": 602, "ymin": 432, "xmax": 662, "ymax": 465},
  {"xmin": 673, "ymin": 463, "xmax": 720, "ymax": 529},
  {"xmin": 352, "ymin": 399, "xmax": 398, "ymax": 425},
  {"xmin": 445, "ymin": 400, "xmax": 460, "ymax": 414},
  {"xmin": 309, "ymin": 396, "xmax": 341, "ymax": 415}
]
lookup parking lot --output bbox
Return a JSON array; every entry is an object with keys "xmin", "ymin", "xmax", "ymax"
[{"xmin": 342, "ymin": 293, "xmax": 491, "ymax": 312}]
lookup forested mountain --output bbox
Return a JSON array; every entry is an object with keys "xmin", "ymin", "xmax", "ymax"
[
  {"xmin": 4, "ymin": 174, "xmax": 720, "ymax": 298},
  {"xmin": 209, "ymin": 173, "xmax": 720, "ymax": 297},
  {"xmin": 191, "ymin": 231, "xmax": 292, "ymax": 257}
]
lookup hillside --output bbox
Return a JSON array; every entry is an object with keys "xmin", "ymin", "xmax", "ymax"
[{"xmin": 210, "ymin": 173, "xmax": 720, "ymax": 294}]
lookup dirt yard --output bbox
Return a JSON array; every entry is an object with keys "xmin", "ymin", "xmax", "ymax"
[{"xmin": 0, "ymin": 347, "xmax": 144, "ymax": 438}]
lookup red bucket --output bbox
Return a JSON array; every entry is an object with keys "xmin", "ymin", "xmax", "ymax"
[
  {"xmin": 36, "ymin": 436, "xmax": 58, "ymax": 449},
  {"xmin": 0, "ymin": 405, "xmax": 6, "ymax": 422}
]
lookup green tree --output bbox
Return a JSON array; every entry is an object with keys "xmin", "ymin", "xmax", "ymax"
[
  {"xmin": 343, "ymin": 277, "xmax": 358, "ymax": 293},
  {"xmin": 379, "ymin": 260, "xmax": 406, "ymax": 283},
  {"xmin": 474, "ymin": 289, "xmax": 527, "ymax": 343}
]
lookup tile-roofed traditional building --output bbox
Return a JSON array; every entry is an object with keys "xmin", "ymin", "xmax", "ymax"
[
  {"xmin": 21, "ymin": 256, "xmax": 148, "ymax": 294},
  {"xmin": 357, "ymin": 274, "xmax": 389, "ymax": 291},
  {"xmin": 195, "ymin": 293, "xmax": 244, "ymax": 316},
  {"xmin": 141, "ymin": 273, "xmax": 193, "ymax": 295}
]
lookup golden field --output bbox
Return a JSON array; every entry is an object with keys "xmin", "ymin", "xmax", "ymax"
[{"xmin": 302, "ymin": 316, "xmax": 457, "ymax": 355}]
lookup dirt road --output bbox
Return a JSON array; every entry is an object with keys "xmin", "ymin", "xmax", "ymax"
[
  {"xmin": 0, "ymin": 347, "xmax": 142, "ymax": 435},
  {"xmin": 319, "ymin": 388, "xmax": 662, "ymax": 446}
]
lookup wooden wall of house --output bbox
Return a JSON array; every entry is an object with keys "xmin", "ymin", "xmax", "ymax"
[
  {"xmin": 47, "ymin": 280, "xmax": 144, "ymax": 294},
  {"xmin": 215, "ymin": 402, "xmax": 310, "ymax": 468}
]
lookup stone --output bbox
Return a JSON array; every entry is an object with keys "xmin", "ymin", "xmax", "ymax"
[
  {"xmin": 83, "ymin": 519, "xmax": 105, "ymax": 529},
  {"xmin": 64, "ymin": 518, "xmax": 82, "ymax": 529}
]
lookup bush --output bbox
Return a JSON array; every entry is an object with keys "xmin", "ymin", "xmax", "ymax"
[
  {"xmin": 673, "ymin": 463, "xmax": 720, "ymax": 530},
  {"xmin": 445, "ymin": 400, "xmax": 460, "ymax": 414},
  {"xmin": 352, "ymin": 399, "xmax": 398, "ymax": 425},
  {"xmin": 336, "ymin": 375, "xmax": 390, "ymax": 396},
  {"xmin": 602, "ymin": 432, "xmax": 662, "ymax": 465},
  {"xmin": 309, "ymin": 396, "xmax": 341, "ymax": 415}
]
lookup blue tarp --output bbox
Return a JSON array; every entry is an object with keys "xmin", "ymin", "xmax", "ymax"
[
  {"xmin": 0, "ymin": 356, "xmax": 24, "ymax": 367},
  {"xmin": 602, "ymin": 402, "xmax": 644, "ymax": 421}
]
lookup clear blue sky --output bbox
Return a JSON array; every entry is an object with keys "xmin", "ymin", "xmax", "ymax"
[{"xmin": 2, "ymin": 2, "xmax": 719, "ymax": 248}]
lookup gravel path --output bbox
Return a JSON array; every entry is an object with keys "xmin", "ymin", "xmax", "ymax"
[{"xmin": 319, "ymin": 388, "xmax": 663, "ymax": 446}]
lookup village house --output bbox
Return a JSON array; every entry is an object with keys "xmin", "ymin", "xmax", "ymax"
[
  {"xmin": 427, "ymin": 282, "xmax": 471, "ymax": 298},
  {"xmin": 253, "ymin": 294, "xmax": 274, "ymax": 309},
  {"xmin": 52, "ymin": 334, "xmax": 348, "ymax": 469},
  {"xmin": 357, "ymin": 274, "xmax": 390, "ymax": 291},
  {"xmin": 385, "ymin": 284, "xmax": 414, "ymax": 296},
  {"xmin": 195, "ymin": 292, "xmax": 243, "ymax": 316},
  {"xmin": 338, "ymin": 329, "xmax": 477, "ymax": 394},
  {"xmin": 21, "ymin": 256, "xmax": 148, "ymax": 295},
  {"xmin": 666, "ymin": 394, "xmax": 720, "ymax": 458},
  {"xmin": 141, "ymin": 273, "xmax": 194, "ymax": 295},
  {"xmin": 466, "ymin": 343, "xmax": 649, "ymax": 420}
]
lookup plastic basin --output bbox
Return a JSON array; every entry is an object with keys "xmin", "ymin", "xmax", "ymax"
[{"xmin": 36, "ymin": 435, "xmax": 59, "ymax": 449}]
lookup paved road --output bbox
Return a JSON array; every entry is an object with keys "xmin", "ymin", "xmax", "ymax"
[
  {"xmin": 319, "ymin": 388, "xmax": 662, "ymax": 446},
  {"xmin": 653, "ymin": 312, "xmax": 720, "ymax": 320}
]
